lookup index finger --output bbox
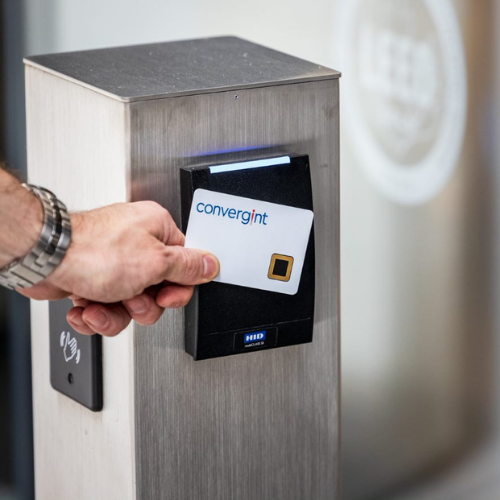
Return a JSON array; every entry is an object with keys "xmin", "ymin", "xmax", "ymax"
[{"xmin": 166, "ymin": 224, "xmax": 185, "ymax": 247}]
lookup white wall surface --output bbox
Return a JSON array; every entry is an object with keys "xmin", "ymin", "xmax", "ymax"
[
  {"xmin": 24, "ymin": 0, "xmax": 201, "ymax": 54},
  {"xmin": 23, "ymin": 0, "xmax": 334, "ymax": 65}
]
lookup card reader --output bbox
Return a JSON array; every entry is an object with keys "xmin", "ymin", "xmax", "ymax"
[{"xmin": 180, "ymin": 154, "xmax": 315, "ymax": 360}]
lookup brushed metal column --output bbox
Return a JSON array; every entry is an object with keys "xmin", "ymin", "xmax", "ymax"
[{"xmin": 25, "ymin": 37, "xmax": 340, "ymax": 500}]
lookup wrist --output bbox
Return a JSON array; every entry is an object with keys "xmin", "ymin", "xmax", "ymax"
[
  {"xmin": 0, "ymin": 183, "xmax": 72, "ymax": 290},
  {"xmin": 0, "ymin": 174, "xmax": 44, "ymax": 268}
]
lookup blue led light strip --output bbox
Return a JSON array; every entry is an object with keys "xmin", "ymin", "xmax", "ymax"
[{"xmin": 209, "ymin": 156, "xmax": 291, "ymax": 174}]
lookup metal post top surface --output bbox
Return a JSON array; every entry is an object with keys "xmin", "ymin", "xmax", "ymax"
[{"xmin": 24, "ymin": 36, "xmax": 340, "ymax": 103}]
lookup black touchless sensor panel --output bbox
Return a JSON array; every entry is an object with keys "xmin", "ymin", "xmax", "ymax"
[
  {"xmin": 181, "ymin": 154, "xmax": 315, "ymax": 360},
  {"xmin": 49, "ymin": 298, "xmax": 103, "ymax": 411}
]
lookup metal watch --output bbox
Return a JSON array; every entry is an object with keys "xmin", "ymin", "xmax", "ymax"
[{"xmin": 0, "ymin": 184, "xmax": 71, "ymax": 290}]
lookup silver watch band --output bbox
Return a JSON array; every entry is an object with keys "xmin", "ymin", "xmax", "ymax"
[{"xmin": 0, "ymin": 184, "xmax": 72, "ymax": 290}]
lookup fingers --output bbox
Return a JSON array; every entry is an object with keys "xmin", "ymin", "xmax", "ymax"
[
  {"xmin": 151, "ymin": 246, "xmax": 220, "ymax": 286},
  {"xmin": 142, "ymin": 201, "xmax": 185, "ymax": 246},
  {"xmin": 122, "ymin": 290, "xmax": 164, "ymax": 326},
  {"xmin": 165, "ymin": 224, "xmax": 185, "ymax": 247},
  {"xmin": 67, "ymin": 283, "xmax": 192, "ymax": 337},
  {"xmin": 67, "ymin": 307, "xmax": 96, "ymax": 335},
  {"xmin": 68, "ymin": 303, "xmax": 131, "ymax": 337},
  {"xmin": 84, "ymin": 303, "xmax": 131, "ymax": 337},
  {"xmin": 156, "ymin": 284, "xmax": 194, "ymax": 309}
]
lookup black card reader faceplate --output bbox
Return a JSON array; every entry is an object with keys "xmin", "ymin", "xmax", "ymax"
[{"xmin": 181, "ymin": 154, "xmax": 315, "ymax": 360}]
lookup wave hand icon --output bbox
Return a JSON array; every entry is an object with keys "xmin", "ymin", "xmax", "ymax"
[{"xmin": 60, "ymin": 331, "xmax": 81, "ymax": 364}]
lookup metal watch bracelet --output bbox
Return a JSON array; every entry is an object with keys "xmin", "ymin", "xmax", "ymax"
[{"xmin": 0, "ymin": 184, "xmax": 71, "ymax": 290}]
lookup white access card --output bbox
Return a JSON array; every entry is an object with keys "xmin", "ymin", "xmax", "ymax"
[{"xmin": 184, "ymin": 189, "xmax": 314, "ymax": 295}]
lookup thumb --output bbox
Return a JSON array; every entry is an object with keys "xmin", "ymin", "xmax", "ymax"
[{"xmin": 153, "ymin": 246, "xmax": 220, "ymax": 286}]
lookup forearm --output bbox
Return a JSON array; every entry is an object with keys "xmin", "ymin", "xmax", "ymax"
[{"xmin": 0, "ymin": 166, "xmax": 43, "ymax": 268}]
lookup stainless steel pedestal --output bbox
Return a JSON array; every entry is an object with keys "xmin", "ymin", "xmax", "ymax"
[{"xmin": 25, "ymin": 37, "xmax": 340, "ymax": 500}]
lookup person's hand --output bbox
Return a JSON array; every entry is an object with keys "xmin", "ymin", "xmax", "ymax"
[{"xmin": 19, "ymin": 201, "xmax": 219, "ymax": 336}]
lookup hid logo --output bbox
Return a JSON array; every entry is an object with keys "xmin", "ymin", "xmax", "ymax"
[
  {"xmin": 244, "ymin": 331, "xmax": 267, "ymax": 344},
  {"xmin": 196, "ymin": 202, "xmax": 269, "ymax": 226}
]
